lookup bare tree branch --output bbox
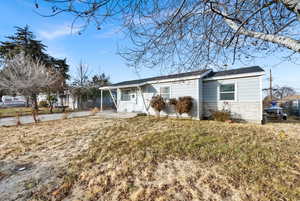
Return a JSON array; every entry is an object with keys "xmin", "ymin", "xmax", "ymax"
[{"xmin": 35, "ymin": 0, "xmax": 300, "ymax": 71}]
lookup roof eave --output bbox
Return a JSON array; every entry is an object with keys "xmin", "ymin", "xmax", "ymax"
[
  {"xmin": 203, "ymin": 71, "xmax": 265, "ymax": 81},
  {"xmin": 100, "ymin": 70, "xmax": 212, "ymax": 90}
]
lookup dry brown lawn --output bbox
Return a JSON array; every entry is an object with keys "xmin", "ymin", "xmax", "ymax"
[
  {"xmin": 0, "ymin": 116, "xmax": 299, "ymax": 201},
  {"xmin": 0, "ymin": 116, "xmax": 118, "ymax": 201}
]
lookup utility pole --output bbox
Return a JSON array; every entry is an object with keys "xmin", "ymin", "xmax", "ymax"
[{"xmin": 269, "ymin": 69, "xmax": 273, "ymax": 101}]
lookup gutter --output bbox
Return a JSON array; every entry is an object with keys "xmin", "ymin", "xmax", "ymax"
[{"xmin": 99, "ymin": 70, "xmax": 213, "ymax": 90}]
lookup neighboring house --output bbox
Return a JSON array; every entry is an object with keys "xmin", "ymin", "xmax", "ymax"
[
  {"xmin": 37, "ymin": 92, "xmax": 78, "ymax": 109},
  {"xmin": 100, "ymin": 66, "xmax": 265, "ymax": 123},
  {"xmin": 38, "ymin": 90, "xmax": 115, "ymax": 110},
  {"xmin": 0, "ymin": 95, "xmax": 26, "ymax": 107}
]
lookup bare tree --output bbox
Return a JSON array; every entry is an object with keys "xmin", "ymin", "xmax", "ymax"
[
  {"xmin": 73, "ymin": 61, "xmax": 90, "ymax": 87},
  {"xmin": 274, "ymin": 85, "xmax": 296, "ymax": 100},
  {"xmin": 70, "ymin": 61, "xmax": 90, "ymax": 109},
  {"xmin": 35, "ymin": 0, "xmax": 300, "ymax": 71},
  {"xmin": 0, "ymin": 53, "xmax": 59, "ymax": 122}
]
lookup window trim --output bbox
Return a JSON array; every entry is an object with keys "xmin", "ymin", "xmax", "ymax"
[
  {"xmin": 218, "ymin": 82, "xmax": 237, "ymax": 102},
  {"xmin": 120, "ymin": 89, "xmax": 132, "ymax": 102},
  {"xmin": 159, "ymin": 86, "xmax": 171, "ymax": 100}
]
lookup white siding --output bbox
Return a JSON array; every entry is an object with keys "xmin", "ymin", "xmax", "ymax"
[
  {"xmin": 117, "ymin": 79, "xmax": 201, "ymax": 118},
  {"xmin": 203, "ymin": 76, "xmax": 263, "ymax": 122},
  {"xmin": 117, "ymin": 88, "xmax": 144, "ymax": 112}
]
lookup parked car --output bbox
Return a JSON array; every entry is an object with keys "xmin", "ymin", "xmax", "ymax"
[{"xmin": 263, "ymin": 106, "xmax": 287, "ymax": 123}]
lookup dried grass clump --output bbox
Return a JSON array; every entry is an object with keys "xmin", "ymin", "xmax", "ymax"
[
  {"xmin": 211, "ymin": 110, "xmax": 231, "ymax": 122},
  {"xmin": 61, "ymin": 112, "xmax": 69, "ymax": 120},
  {"xmin": 31, "ymin": 109, "xmax": 39, "ymax": 123},
  {"xmin": 176, "ymin": 96, "xmax": 193, "ymax": 115},
  {"xmin": 90, "ymin": 107, "xmax": 100, "ymax": 116},
  {"xmin": 15, "ymin": 112, "xmax": 21, "ymax": 126},
  {"xmin": 150, "ymin": 95, "xmax": 166, "ymax": 114}
]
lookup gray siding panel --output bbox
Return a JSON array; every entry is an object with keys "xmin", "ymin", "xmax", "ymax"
[
  {"xmin": 203, "ymin": 81, "xmax": 218, "ymax": 101},
  {"xmin": 203, "ymin": 76, "xmax": 263, "ymax": 122},
  {"xmin": 238, "ymin": 77, "xmax": 260, "ymax": 101}
]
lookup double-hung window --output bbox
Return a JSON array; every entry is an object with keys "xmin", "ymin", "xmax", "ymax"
[
  {"xmin": 160, "ymin": 86, "xmax": 170, "ymax": 99},
  {"xmin": 121, "ymin": 90, "xmax": 131, "ymax": 101},
  {"xmin": 219, "ymin": 84, "xmax": 235, "ymax": 101}
]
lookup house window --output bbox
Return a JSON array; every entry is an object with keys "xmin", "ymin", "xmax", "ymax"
[
  {"xmin": 220, "ymin": 84, "xmax": 235, "ymax": 101},
  {"xmin": 160, "ymin": 86, "xmax": 170, "ymax": 99},
  {"xmin": 121, "ymin": 90, "xmax": 131, "ymax": 101}
]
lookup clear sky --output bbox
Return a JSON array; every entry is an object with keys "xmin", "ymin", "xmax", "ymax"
[{"xmin": 0, "ymin": 0, "xmax": 299, "ymax": 93}]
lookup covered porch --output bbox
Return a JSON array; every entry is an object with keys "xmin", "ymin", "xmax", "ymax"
[{"xmin": 99, "ymin": 84, "xmax": 150, "ymax": 114}]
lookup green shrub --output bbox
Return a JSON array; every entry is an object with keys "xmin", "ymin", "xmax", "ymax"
[
  {"xmin": 38, "ymin": 100, "xmax": 49, "ymax": 108},
  {"xmin": 211, "ymin": 110, "xmax": 231, "ymax": 122}
]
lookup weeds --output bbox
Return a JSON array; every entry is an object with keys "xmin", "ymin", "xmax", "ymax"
[
  {"xmin": 90, "ymin": 107, "xmax": 100, "ymax": 116},
  {"xmin": 61, "ymin": 112, "xmax": 69, "ymax": 120},
  {"xmin": 211, "ymin": 110, "xmax": 231, "ymax": 122},
  {"xmin": 15, "ymin": 112, "xmax": 21, "ymax": 126},
  {"xmin": 49, "ymin": 117, "xmax": 300, "ymax": 201}
]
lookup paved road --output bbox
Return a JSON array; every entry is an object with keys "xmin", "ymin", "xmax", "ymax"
[{"xmin": 0, "ymin": 110, "xmax": 138, "ymax": 127}]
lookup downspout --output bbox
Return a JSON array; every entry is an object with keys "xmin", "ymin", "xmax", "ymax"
[{"xmin": 100, "ymin": 89, "xmax": 103, "ymax": 111}]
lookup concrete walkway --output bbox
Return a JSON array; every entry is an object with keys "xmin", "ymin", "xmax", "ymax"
[{"xmin": 0, "ymin": 110, "xmax": 137, "ymax": 127}]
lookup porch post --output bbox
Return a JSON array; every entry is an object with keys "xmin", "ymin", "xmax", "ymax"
[
  {"xmin": 138, "ymin": 86, "xmax": 150, "ymax": 115},
  {"xmin": 108, "ymin": 88, "xmax": 118, "ymax": 110},
  {"xmin": 100, "ymin": 89, "xmax": 103, "ymax": 111}
]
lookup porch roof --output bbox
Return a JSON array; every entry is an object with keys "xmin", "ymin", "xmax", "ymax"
[
  {"xmin": 100, "ymin": 69, "xmax": 210, "ymax": 89},
  {"xmin": 100, "ymin": 66, "xmax": 265, "ymax": 90}
]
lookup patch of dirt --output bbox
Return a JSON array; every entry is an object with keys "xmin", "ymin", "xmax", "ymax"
[{"xmin": 0, "ymin": 117, "xmax": 120, "ymax": 201}]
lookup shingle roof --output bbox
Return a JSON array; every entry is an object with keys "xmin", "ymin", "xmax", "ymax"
[
  {"xmin": 109, "ymin": 66, "xmax": 264, "ymax": 87},
  {"xmin": 110, "ymin": 69, "xmax": 209, "ymax": 87},
  {"xmin": 204, "ymin": 66, "xmax": 264, "ymax": 78}
]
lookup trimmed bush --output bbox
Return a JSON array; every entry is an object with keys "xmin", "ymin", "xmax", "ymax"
[
  {"xmin": 39, "ymin": 100, "xmax": 49, "ymax": 108},
  {"xmin": 150, "ymin": 95, "xmax": 166, "ymax": 114},
  {"xmin": 211, "ymin": 110, "xmax": 231, "ymax": 122},
  {"xmin": 176, "ymin": 96, "xmax": 193, "ymax": 115},
  {"xmin": 168, "ymin": 98, "xmax": 178, "ymax": 105}
]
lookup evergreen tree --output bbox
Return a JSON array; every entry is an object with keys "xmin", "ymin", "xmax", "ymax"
[
  {"xmin": 0, "ymin": 26, "xmax": 70, "ymax": 113},
  {"xmin": 0, "ymin": 26, "xmax": 69, "ymax": 81},
  {"xmin": 0, "ymin": 26, "xmax": 46, "ymax": 61},
  {"xmin": 90, "ymin": 73, "xmax": 110, "ymax": 87}
]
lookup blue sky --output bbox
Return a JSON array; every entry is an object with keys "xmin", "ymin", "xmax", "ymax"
[{"xmin": 0, "ymin": 0, "xmax": 299, "ymax": 93}]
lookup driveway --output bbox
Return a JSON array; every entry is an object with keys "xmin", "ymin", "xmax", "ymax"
[{"xmin": 0, "ymin": 110, "xmax": 137, "ymax": 126}]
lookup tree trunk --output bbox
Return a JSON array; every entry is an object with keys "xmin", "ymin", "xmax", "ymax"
[
  {"xmin": 31, "ymin": 94, "xmax": 39, "ymax": 123},
  {"xmin": 31, "ymin": 94, "xmax": 38, "ymax": 111},
  {"xmin": 26, "ymin": 97, "xmax": 30, "ymax": 107},
  {"xmin": 49, "ymin": 103, "xmax": 53, "ymax": 113},
  {"xmin": 79, "ymin": 95, "xmax": 82, "ymax": 110},
  {"xmin": 60, "ymin": 96, "xmax": 65, "ymax": 112}
]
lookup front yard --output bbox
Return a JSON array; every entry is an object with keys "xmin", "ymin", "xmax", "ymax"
[{"xmin": 0, "ymin": 116, "xmax": 299, "ymax": 201}]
